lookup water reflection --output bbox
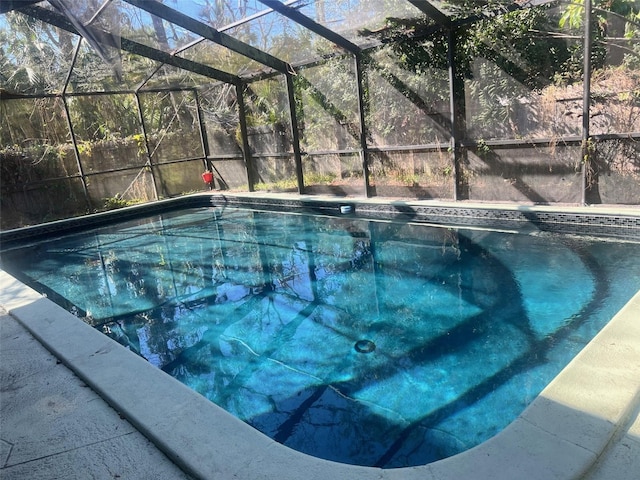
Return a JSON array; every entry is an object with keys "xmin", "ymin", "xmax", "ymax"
[{"xmin": 3, "ymin": 207, "xmax": 639, "ymax": 467}]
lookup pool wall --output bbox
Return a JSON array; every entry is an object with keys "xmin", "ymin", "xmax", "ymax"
[
  {"xmin": 1, "ymin": 193, "xmax": 639, "ymax": 250},
  {"xmin": 1, "ymin": 193, "xmax": 639, "ymax": 479}
]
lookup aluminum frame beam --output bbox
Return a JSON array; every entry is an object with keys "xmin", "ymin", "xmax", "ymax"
[
  {"xmin": 406, "ymin": 0, "xmax": 451, "ymax": 28},
  {"xmin": 582, "ymin": 0, "xmax": 593, "ymax": 205}
]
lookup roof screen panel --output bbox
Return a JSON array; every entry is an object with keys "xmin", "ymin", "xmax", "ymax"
[
  {"xmin": 106, "ymin": 0, "xmax": 200, "ymax": 53},
  {"xmin": 66, "ymin": 41, "xmax": 162, "ymax": 93},
  {"xmin": 166, "ymin": 0, "xmax": 263, "ymax": 30},
  {"xmin": 0, "ymin": 10, "xmax": 79, "ymax": 95},
  {"xmin": 223, "ymin": 8, "xmax": 336, "ymax": 66},
  {"xmin": 139, "ymin": 63, "xmax": 200, "ymax": 89},
  {"xmin": 174, "ymin": 0, "xmax": 338, "ymax": 68},
  {"xmin": 296, "ymin": 0, "xmax": 428, "ymax": 49},
  {"xmin": 178, "ymin": 39, "xmax": 266, "ymax": 78}
]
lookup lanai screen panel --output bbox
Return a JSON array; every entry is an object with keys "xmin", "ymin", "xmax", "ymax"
[
  {"xmin": 298, "ymin": 56, "xmax": 363, "ymax": 195},
  {"xmin": 139, "ymin": 89, "xmax": 204, "ymax": 164},
  {"xmin": 141, "ymin": 63, "xmax": 207, "ymax": 89},
  {"xmin": 463, "ymin": 4, "xmax": 582, "ymax": 142},
  {"xmin": 66, "ymin": 93, "xmax": 155, "ymax": 206},
  {"xmin": 199, "ymin": 82, "xmax": 242, "ymax": 155},
  {"xmin": 245, "ymin": 76, "xmax": 297, "ymax": 192},
  {"xmin": 0, "ymin": 96, "xmax": 87, "ymax": 228},
  {"xmin": 297, "ymin": 56, "xmax": 360, "ymax": 153},
  {"xmin": 168, "ymin": 0, "xmax": 334, "ymax": 70},
  {"xmin": 590, "ymin": 9, "xmax": 640, "ymax": 204},
  {"xmin": 460, "ymin": 3, "xmax": 585, "ymax": 204},
  {"xmin": 67, "ymin": 93, "xmax": 144, "ymax": 165},
  {"xmin": 199, "ymin": 82, "xmax": 248, "ymax": 191},
  {"xmin": 65, "ymin": 41, "xmax": 160, "ymax": 93},
  {"xmin": 143, "ymin": 95, "xmax": 207, "ymax": 200},
  {"xmin": 366, "ymin": 46, "xmax": 450, "ymax": 147}
]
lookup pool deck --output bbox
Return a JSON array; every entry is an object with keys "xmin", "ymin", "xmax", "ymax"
[{"xmin": 1, "ymin": 196, "xmax": 640, "ymax": 479}]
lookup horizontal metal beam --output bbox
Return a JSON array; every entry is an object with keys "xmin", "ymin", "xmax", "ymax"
[
  {"xmin": 18, "ymin": 5, "xmax": 240, "ymax": 85},
  {"xmin": 256, "ymin": 0, "xmax": 361, "ymax": 54},
  {"xmin": 122, "ymin": 38, "xmax": 240, "ymax": 85},
  {"xmin": 406, "ymin": 0, "xmax": 451, "ymax": 28},
  {"xmin": 122, "ymin": 0, "xmax": 292, "ymax": 74}
]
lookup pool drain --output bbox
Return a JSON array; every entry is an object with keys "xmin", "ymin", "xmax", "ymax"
[{"xmin": 354, "ymin": 339, "xmax": 376, "ymax": 354}]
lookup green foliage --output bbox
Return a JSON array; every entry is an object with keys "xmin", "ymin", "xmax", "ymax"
[
  {"xmin": 622, "ymin": 8, "xmax": 640, "ymax": 68},
  {"xmin": 254, "ymin": 172, "xmax": 338, "ymax": 192},
  {"xmin": 66, "ymin": 94, "xmax": 143, "ymax": 143},
  {"xmin": 253, "ymin": 177, "xmax": 298, "ymax": 192},
  {"xmin": 394, "ymin": 170, "xmax": 422, "ymax": 186},
  {"xmin": 76, "ymin": 140, "xmax": 92, "ymax": 156},
  {"xmin": 305, "ymin": 172, "xmax": 338, "ymax": 185},
  {"xmin": 372, "ymin": 4, "xmax": 578, "ymax": 88},
  {"xmin": 244, "ymin": 79, "xmax": 289, "ymax": 128},
  {"xmin": 131, "ymin": 133, "xmax": 147, "ymax": 156},
  {"xmin": 0, "ymin": 143, "xmax": 73, "ymax": 183},
  {"xmin": 103, "ymin": 194, "xmax": 140, "ymax": 211},
  {"xmin": 560, "ymin": 0, "xmax": 637, "ymax": 29},
  {"xmin": 476, "ymin": 139, "xmax": 492, "ymax": 157},
  {"xmin": 0, "ymin": 11, "xmax": 75, "ymax": 94}
]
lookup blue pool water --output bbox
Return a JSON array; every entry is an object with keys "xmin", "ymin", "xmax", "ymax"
[{"xmin": 2, "ymin": 206, "xmax": 640, "ymax": 467}]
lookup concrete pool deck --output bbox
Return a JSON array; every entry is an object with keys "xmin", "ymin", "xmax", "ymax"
[{"xmin": 1, "ymin": 195, "xmax": 639, "ymax": 479}]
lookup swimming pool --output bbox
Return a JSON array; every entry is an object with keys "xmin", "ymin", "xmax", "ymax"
[{"xmin": 1, "ymin": 199, "xmax": 639, "ymax": 468}]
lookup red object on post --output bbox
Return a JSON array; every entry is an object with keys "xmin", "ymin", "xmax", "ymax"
[{"xmin": 202, "ymin": 171, "xmax": 214, "ymax": 183}]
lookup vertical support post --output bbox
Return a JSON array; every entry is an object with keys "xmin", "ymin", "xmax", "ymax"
[
  {"xmin": 581, "ymin": 0, "xmax": 593, "ymax": 205},
  {"xmin": 236, "ymin": 81, "xmax": 255, "ymax": 191},
  {"xmin": 134, "ymin": 91, "xmax": 160, "ymax": 200},
  {"xmin": 355, "ymin": 53, "xmax": 372, "ymax": 198},
  {"xmin": 447, "ymin": 27, "xmax": 462, "ymax": 201},
  {"xmin": 62, "ymin": 39, "xmax": 92, "ymax": 211},
  {"xmin": 285, "ymin": 73, "xmax": 305, "ymax": 194},
  {"xmin": 193, "ymin": 88, "xmax": 211, "ymax": 170},
  {"xmin": 194, "ymin": 88, "xmax": 218, "ymax": 189}
]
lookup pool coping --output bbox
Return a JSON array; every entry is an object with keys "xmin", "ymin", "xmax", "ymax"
[{"xmin": 1, "ymin": 194, "xmax": 640, "ymax": 479}]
